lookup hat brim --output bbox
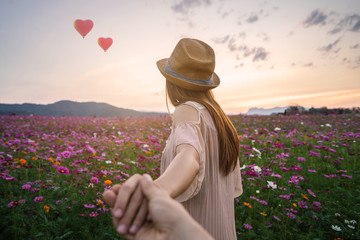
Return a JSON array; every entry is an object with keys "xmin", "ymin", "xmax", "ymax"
[{"xmin": 156, "ymin": 58, "xmax": 220, "ymax": 92}]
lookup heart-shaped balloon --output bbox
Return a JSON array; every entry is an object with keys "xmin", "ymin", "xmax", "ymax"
[
  {"xmin": 74, "ymin": 19, "xmax": 94, "ymax": 38},
  {"xmin": 98, "ymin": 37, "xmax": 113, "ymax": 52}
]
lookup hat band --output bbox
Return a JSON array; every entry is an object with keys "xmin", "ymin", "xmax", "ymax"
[{"xmin": 165, "ymin": 61, "xmax": 214, "ymax": 86}]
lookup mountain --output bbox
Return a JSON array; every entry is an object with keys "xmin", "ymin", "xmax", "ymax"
[
  {"xmin": 246, "ymin": 107, "xmax": 288, "ymax": 115},
  {"xmin": 0, "ymin": 100, "xmax": 163, "ymax": 117}
]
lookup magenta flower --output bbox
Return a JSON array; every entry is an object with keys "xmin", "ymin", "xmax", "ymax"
[
  {"xmin": 22, "ymin": 184, "xmax": 31, "ymax": 190},
  {"xmin": 90, "ymin": 177, "xmax": 99, "ymax": 184},
  {"xmin": 61, "ymin": 151, "xmax": 71, "ymax": 158},
  {"xmin": 307, "ymin": 189, "xmax": 316, "ymax": 197},
  {"xmin": 34, "ymin": 196, "xmax": 43, "ymax": 202},
  {"xmin": 297, "ymin": 157, "xmax": 306, "ymax": 162},
  {"xmin": 286, "ymin": 212, "xmax": 296, "ymax": 219},
  {"xmin": 89, "ymin": 211, "xmax": 98, "ymax": 217},
  {"xmin": 273, "ymin": 215, "xmax": 281, "ymax": 221},
  {"xmin": 243, "ymin": 223, "xmax": 253, "ymax": 229},
  {"xmin": 311, "ymin": 201, "xmax": 321, "ymax": 211},
  {"xmin": 84, "ymin": 204, "xmax": 95, "ymax": 208},
  {"xmin": 8, "ymin": 201, "xmax": 14, "ymax": 208},
  {"xmin": 79, "ymin": 213, "xmax": 87, "ymax": 217},
  {"xmin": 57, "ymin": 166, "xmax": 69, "ymax": 175},
  {"xmin": 298, "ymin": 201, "xmax": 308, "ymax": 209}
]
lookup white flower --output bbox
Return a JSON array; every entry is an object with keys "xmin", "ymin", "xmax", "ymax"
[
  {"xmin": 143, "ymin": 144, "xmax": 149, "ymax": 148},
  {"xmin": 345, "ymin": 219, "xmax": 350, "ymax": 224},
  {"xmin": 267, "ymin": 181, "xmax": 277, "ymax": 189},
  {"xmin": 334, "ymin": 213, "xmax": 340, "ymax": 217},
  {"xmin": 93, "ymin": 133, "xmax": 97, "ymax": 138},
  {"xmin": 274, "ymin": 127, "xmax": 281, "ymax": 131},
  {"xmin": 325, "ymin": 123, "xmax": 332, "ymax": 127},
  {"xmin": 88, "ymin": 183, "xmax": 94, "ymax": 188},
  {"xmin": 320, "ymin": 125, "xmax": 324, "ymax": 128},
  {"xmin": 348, "ymin": 225, "xmax": 355, "ymax": 229},
  {"xmin": 350, "ymin": 220, "xmax": 357, "ymax": 225},
  {"xmin": 105, "ymin": 161, "xmax": 112, "ymax": 164},
  {"xmin": 254, "ymin": 166, "xmax": 262, "ymax": 172},
  {"xmin": 254, "ymin": 130, "xmax": 258, "ymax": 134},
  {"xmin": 300, "ymin": 121, "xmax": 304, "ymax": 125},
  {"xmin": 331, "ymin": 225, "xmax": 342, "ymax": 231},
  {"xmin": 240, "ymin": 165, "xmax": 247, "ymax": 170},
  {"xmin": 102, "ymin": 152, "xmax": 106, "ymax": 157},
  {"xmin": 117, "ymin": 131, "xmax": 122, "ymax": 135},
  {"xmin": 256, "ymin": 190, "xmax": 260, "ymax": 194}
]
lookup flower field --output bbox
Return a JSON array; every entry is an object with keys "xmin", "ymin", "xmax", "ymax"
[{"xmin": 0, "ymin": 114, "xmax": 359, "ymax": 239}]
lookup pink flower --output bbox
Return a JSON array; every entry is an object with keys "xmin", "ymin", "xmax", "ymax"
[
  {"xmin": 22, "ymin": 184, "xmax": 31, "ymax": 190},
  {"xmin": 307, "ymin": 189, "xmax": 316, "ymax": 197},
  {"xmin": 298, "ymin": 201, "xmax": 308, "ymax": 209},
  {"xmin": 90, "ymin": 177, "xmax": 99, "ymax": 184},
  {"xmin": 286, "ymin": 212, "xmax": 296, "ymax": 219},
  {"xmin": 57, "ymin": 166, "xmax": 69, "ymax": 175},
  {"xmin": 243, "ymin": 223, "xmax": 253, "ymax": 229},
  {"xmin": 8, "ymin": 201, "xmax": 14, "ymax": 208},
  {"xmin": 34, "ymin": 196, "xmax": 43, "ymax": 202},
  {"xmin": 311, "ymin": 201, "xmax": 321, "ymax": 211},
  {"xmin": 89, "ymin": 211, "xmax": 98, "ymax": 217},
  {"xmin": 273, "ymin": 215, "xmax": 281, "ymax": 221},
  {"xmin": 84, "ymin": 204, "xmax": 95, "ymax": 208}
]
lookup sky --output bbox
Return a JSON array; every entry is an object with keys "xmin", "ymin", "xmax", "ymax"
[{"xmin": 0, "ymin": 0, "xmax": 359, "ymax": 114}]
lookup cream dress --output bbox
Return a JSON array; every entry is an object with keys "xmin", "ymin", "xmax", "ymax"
[{"xmin": 160, "ymin": 101, "xmax": 243, "ymax": 240}]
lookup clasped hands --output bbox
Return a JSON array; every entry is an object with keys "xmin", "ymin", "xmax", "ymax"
[{"xmin": 103, "ymin": 174, "xmax": 213, "ymax": 240}]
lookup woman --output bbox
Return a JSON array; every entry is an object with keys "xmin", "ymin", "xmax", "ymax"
[{"xmin": 106, "ymin": 38, "xmax": 243, "ymax": 240}]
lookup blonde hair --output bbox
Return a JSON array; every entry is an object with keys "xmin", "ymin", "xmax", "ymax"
[{"xmin": 166, "ymin": 80, "xmax": 239, "ymax": 176}]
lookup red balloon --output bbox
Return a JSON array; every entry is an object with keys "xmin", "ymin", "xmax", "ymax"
[
  {"xmin": 98, "ymin": 37, "xmax": 113, "ymax": 52},
  {"xmin": 73, "ymin": 19, "xmax": 94, "ymax": 38}
]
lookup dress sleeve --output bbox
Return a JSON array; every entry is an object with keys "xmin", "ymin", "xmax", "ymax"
[{"xmin": 172, "ymin": 120, "xmax": 206, "ymax": 202}]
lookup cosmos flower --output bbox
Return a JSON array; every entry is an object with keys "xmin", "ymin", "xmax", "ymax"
[
  {"xmin": 243, "ymin": 224, "xmax": 253, "ymax": 229},
  {"xmin": 89, "ymin": 212, "xmax": 98, "ymax": 217},
  {"xmin": 34, "ymin": 196, "xmax": 43, "ymax": 202},
  {"xmin": 90, "ymin": 177, "xmax": 100, "ymax": 184},
  {"xmin": 57, "ymin": 166, "xmax": 69, "ymax": 175},
  {"xmin": 331, "ymin": 225, "xmax": 341, "ymax": 231}
]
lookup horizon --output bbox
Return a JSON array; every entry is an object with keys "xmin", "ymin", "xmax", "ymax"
[
  {"xmin": 0, "ymin": 0, "xmax": 359, "ymax": 114},
  {"xmin": 0, "ymin": 99, "xmax": 357, "ymax": 115}
]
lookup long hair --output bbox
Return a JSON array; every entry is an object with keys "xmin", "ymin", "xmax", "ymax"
[{"xmin": 166, "ymin": 80, "xmax": 239, "ymax": 176}]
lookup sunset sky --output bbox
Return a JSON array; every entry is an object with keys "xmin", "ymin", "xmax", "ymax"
[{"xmin": 0, "ymin": 0, "xmax": 359, "ymax": 114}]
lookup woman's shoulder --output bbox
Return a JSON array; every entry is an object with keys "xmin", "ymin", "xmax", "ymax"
[{"xmin": 173, "ymin": 103, "xmax": 200, "ymax": 126}]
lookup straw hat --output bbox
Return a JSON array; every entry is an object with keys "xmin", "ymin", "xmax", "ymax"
[{"xmin": 157, "ymin": 38, "xmax": 220, "ymax": 91}]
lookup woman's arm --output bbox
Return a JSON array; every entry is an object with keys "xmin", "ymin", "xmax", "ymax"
[{"xmin": 155, "ymin": 143, "xmax": 200, "ymax": 198}]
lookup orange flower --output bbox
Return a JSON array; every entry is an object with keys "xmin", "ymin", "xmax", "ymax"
[
  {"xmin": 243, "ymin": 202, "xmax": 252, "ymax": 208},
  {"xmin": 31, "ymin": 156, "xmax": 37, "ymax": 160},
  {"xmin": 44, "ymin": 205, "xmax": 50, "ymax": 213},
  {"xmin": 55, "ymin": 161, "xmax": 60, "ymax": 166},
  {"xmin": 293, "ymin": 203, "xmax": 297, "ymax": 207},
  {"xmin": 260, "ymin": 212, "xmax": 267, "ymax": 216},
  {"xmin": 104, "ymin": 180, "xmax": 112, "ymax": 185},
  {"xmin": 20, "ymin": 159, "xmax": 26, "ymax": 165},
  {"xmin": 301, "ymin": 193, "xmax": 309, "ymax": 200},
  {"xmin": 96, "ymin": 200, "xmax": 103, "ymax": 206}
]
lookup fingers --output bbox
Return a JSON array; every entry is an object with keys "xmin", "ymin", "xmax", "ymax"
[
  {"xmin": 116, "ymin": 183, "xmax": 145, "ymax": 234},
  {"xmin": 113, "ymin": 174, "xmax": 142, "ymax": 219},
  {"xmin": 129, "ymin": 198, "xmax": 149, "ymax": 234},
  {"xmin": 140, "ymin": 174, "xmax": 167, "ymax": 200},
  {"xmin": 103, "ymin": 190, "xmax": 117, "ymax": 208}
]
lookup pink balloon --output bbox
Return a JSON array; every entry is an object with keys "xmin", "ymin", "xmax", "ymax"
[
  {"xmin": 73, "ymin": 19, "xmax": 94, "ymax": 38},
  {"xmin": 98, "ymin": 37, "xmax": 113, "ymax": 52}
]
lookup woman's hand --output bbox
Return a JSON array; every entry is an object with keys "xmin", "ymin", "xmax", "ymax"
[
  {"xmin": 104, "ymin": 174, "xmax": 214, "ymax": 240},
  {"xmin": 103, "ymin": 174, "xmax": 149, "ymax": 235}
]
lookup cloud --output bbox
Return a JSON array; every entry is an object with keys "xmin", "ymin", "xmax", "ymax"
[
  {"xmin": 212, "ymin": 34, "xmax": 270, "ymax": 63},
  {"xmin": 246, "ymin": 14, "xmax": 259, "ymax": 23},
  {"xmin": 252, "ymin": 48, "xmax": 269, "ymax": 62},
  {"xmin": 303, "ymin": 63, "xmax": 313, "ymax": 67},
  {"xmin": 329, "ymin": 14, "xmax": 360, "ymax": 34},
  {"xmin": 350, "ymin": 44, "xmax": 359, "ymax": 49},
  {"xmin": 171, "ymin": 0, "xmax": 212, "ymax": 15},
  {"xmin": 257, "ymin": 32, "xmax": 270, "ymax": 41},
  {"xmin": 303, "ymin": 9, "xmax": 327, "ymax": 27},
  {"xmin": 318, "ymin": 39, "xmax": 341, "ymax": 53}
]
